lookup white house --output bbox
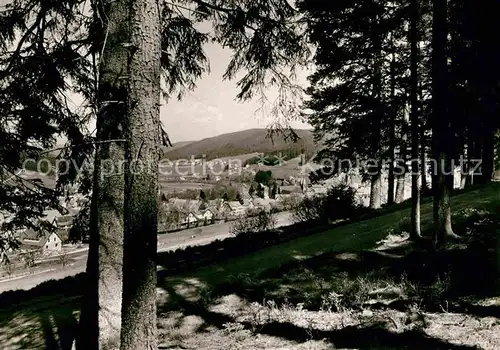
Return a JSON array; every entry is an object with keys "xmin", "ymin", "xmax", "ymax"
[
  {"xmin": 200, "ymin": 209, "xmax": 214, "ymax": 222},
  {"xmin": 20, "ymin": 229, "xmax": 63, "ymax": 254},
  {"xmin": 180, "ymin": 212, "xmax": 198, "ymax": 226}
]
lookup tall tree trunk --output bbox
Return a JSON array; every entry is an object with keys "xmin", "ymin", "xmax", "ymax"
[
  {"xmin": 432, "ymin": 0, "xmax": 458, "ymax": 244},
  {"xmin": 395, "ymin": 106, "xmax": 408, "ymax": 204},
  {"xmin": 370, "ymin": 19, "xmax": 383, "ymax": 210},
  {"xmin": 387, "ymin": 51, "xmax": 397, "ymax": 206},
  {"xmin": 370, "ymin": 171, "xmax": 382, "ymax": 209},
  {"xmin": 120, "ymin": 0, "xmax": 161, "ymax": 348},
  {"xmin": 410, "ymin": 0, "xmax": 421, "ymax": 240},
  {"xmin": 77, "ymin": 1, "xmax": 128, "ymax": 348},
  {"xmin": 420, "ymin": 127, "xmax": 429, "ymax": 193},
  {"xmin": 418, "ymin": 81, "xmax": 429, "ymax": 195},
  {"xmin": 460, "ymin": 148, "xmax": 468, "ymax": 189}
]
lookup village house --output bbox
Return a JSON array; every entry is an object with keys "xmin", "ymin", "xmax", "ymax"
[
  {"xmin": 223, "ymin": 201, "xmax": 246, "ymax": 216},
  {"xmin": 20, "ymin": 229, "xmax": 63, "ymax": 254},
  {"xmin": 180, "ymin": 212, "xmax": 198, "ymax": 227},
  {"xmin": 193, "ymin": 208, "xmax": 215, "ymax": 225}
]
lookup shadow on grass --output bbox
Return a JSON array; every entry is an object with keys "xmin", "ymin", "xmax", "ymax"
[
  {"xmin": 158, "ymin": 282, "xmax": 479, "ymax": 349},
  {"xmin": 0, "ymin": 275, "xmax": 82, "ymax": 349},
  {"xmin": 207, "ymin": 198, "xmax": 500, "ymax": 317}
]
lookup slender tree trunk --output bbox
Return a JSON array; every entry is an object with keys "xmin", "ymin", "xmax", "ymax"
[
  {"xmin": 77, "ymin": 1, "xmax": 128, "ymax": 348},
  {"xmin": 120, "ymin": 0, "xmax": 161, "ymax": 348},
  {"xmin": 432, "ymin": 0, "xmax": 458, "ymax": 244},
  {"xmin": 417, "ymin": 81, "xmax": 429, "ymax": 195},
  {"xmin": 370, "ymin": 171, "xmax": 382, "ymax": 209},
  {"xmin": 410, "ymin": 0, "xmax": 421, "ymax": 240},
  {"xmin": 460, "ymin": 149, "xmax": 468, "ymax": 189},
  {"xmin": 387, "ymin": 52, "xmax": 397, "ymax": 206},
  {"xmin": 395, "ymin": 106, "xmax": 408, "ymax": 204},
  {"xmin": 370, "ymin": 20, "xmax": 383, "ymax": 210},
  {"xmin": 420, "ymin": 126, "xmax": 429, "ymax": 193}
]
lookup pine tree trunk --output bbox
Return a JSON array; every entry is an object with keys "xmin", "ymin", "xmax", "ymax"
[
  {"xmin": 432, "ymin": 0, "xmax": 458, "ymax": 244},
  {"xmin": 120, "ymin": 0, "xmax": 161, "ymax": 348},
  {"xmin": 370, "ymin": 19, "xmax": 383, "ymax": 210},
  {"xmin": 417, "ymin": 80, "xmax": 429, "ymax": 195},
  {"xmin": 387, "ymin": 52, "xmax": 397, "ymax": 206},
  {"xmin": 420, "ymin": 127, "xmax": 429, "ymax": 193},
  {"xmin": 370, "ymin": 171, "xmax": 382, "ymax": 209},
  {"xmin": 410, "ymin": 0, "xmax": 422, "ymax": 240},
  {"xmin": 387, "ymin": 161, "xmax": 395, "ymax": 205},
  {"xmin": 395, "ymin": 108, "xmax": 408, "ymax": 204},
  {"xmin": 395, "ymin": 169, "xmax": 406, "ymax": 203},
  {"xmin": 77, "ymin": 1, "xmax": 128, "ymax": 348}
]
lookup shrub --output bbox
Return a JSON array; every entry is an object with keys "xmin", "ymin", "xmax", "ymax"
[
  {"xmin": 292, "ymin": 184, "xmax": 360, "ymax": 224},
  {"xmin": 292, "ymin": 194, "xmax": 325, "ymax": 223},
  {"xmin": 230, "ymin": 210, "xmax": 278, "ymax": 236},
  {"xmin": 279, "ymin": 194, "xmax": 302, "ymax": 211},
  {"xmin": 255, "ymin": 170, "xmax": 273, "ymax": 186}
]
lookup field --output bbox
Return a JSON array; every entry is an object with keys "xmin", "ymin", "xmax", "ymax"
[{"xmin": 0, "ymin": 184, "xmax": 499, "ymax": 349}]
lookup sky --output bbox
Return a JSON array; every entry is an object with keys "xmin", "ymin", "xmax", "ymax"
[
  {"xmin": 160, "ymin": 44, "xmax": 311, "ymax": 142},
  {"xmin": 71, "ymin": 42, "xmax": 312, "ymax": 143}
]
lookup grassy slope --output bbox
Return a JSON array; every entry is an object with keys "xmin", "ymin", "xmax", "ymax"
[
  {"xmin": 0, "ymin": 184, "xmax": 498, "ymax": 349},
  {"xmin": 165, "ymin": 183, "xmax": 500, "ymax": 288}
]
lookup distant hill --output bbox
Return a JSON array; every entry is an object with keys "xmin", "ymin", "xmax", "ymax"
[
  {"xmin": 169, "ymin": 140, "xmax": 194, "ymax": 150},
  {"xmin": 162, "ymin": 128, "xmax": 316, "ymax": 160}
]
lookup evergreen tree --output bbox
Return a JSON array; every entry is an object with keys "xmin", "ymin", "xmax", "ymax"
[{"xmin": 299, "ymin": 0, "xmax": 409, "ymax": 209}]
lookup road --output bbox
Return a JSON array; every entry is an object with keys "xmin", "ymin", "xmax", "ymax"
[{"xmin": 0, "ymin": 212, "xmax": 293, "ymax": 293}]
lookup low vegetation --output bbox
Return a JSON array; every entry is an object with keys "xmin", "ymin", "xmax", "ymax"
[
  {"xmin": 229, "ymin": 210, "xmax": 278, "ymax": 237},
  {"xmin": 292, "ymin": 184, "xmax": 367, "ymax": 224}
]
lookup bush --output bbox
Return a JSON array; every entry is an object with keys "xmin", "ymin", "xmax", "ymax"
[
  {"xmin": 279, "ymin": 194, "xmax": 302, "ymax": 211},
  {"xmin": 230, "ymin": 210, "xmax": 278, "ymax": 236},
  {"xmin": 292, "ymin": 184, "xmax": 360, "ymax": 224}
]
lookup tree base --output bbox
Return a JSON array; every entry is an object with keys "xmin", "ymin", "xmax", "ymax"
[{"xmin": 435, "ymin": 231, "xmax": 463, "ymax": 248}]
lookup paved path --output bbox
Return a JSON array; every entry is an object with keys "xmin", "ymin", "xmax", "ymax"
[{"xmin": 0, "ymin": 212, "xmax": 293, "ymax": 293}]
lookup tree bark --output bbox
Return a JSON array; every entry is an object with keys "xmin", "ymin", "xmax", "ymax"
[
  {"xmin": 410, "ymin": 0, "xmax": 421, "ymax": 239},
  {"xmin": 395, "ymin": 106, "xmax": 408, "ymax": 204},
  {"xmin": 369, "ymin": 18, "xmax": 383, "ymax": 210},
  {"xmin": 77, "ymin": 1, "xmax": 128, "ymax": 348},
  {"xmin": 417, "ymin": 81, "xmax": 430, "ymax": 195},
  {"xmin": 387, "ymin": 51, "xmax": 397, "ymax": 206},
  {"xmin": 431, "ymin": 0, "xmax": 458, "ymax": 244},
  {"xmin": 120, "ymin": 0, "xmax": 161, "ymax": 348},
  {"xmin": 370, "ymin": 170, "xmax": 382, "ymax": 210}
]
